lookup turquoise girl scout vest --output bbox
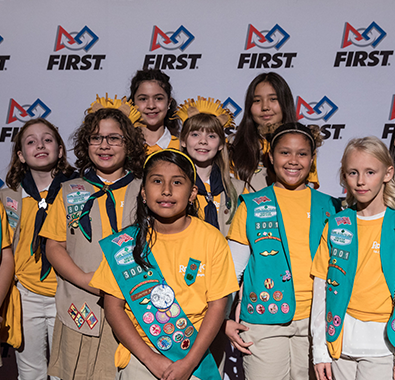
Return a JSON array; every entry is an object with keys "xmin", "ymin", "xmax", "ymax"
[
  {"xmin": 100, "ymin": 226, "xmax": 221, "ymax": 380},
  {"xmin": 325, "ymin": 207, "xmax": 395, "ymax": 347},
  {"xmin": 240, "ymin": 185, "xmax": 340, "ymax": 324}
]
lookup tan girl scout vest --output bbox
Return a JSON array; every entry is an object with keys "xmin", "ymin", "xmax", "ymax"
[{"xmin": 58, "ymin": 178, "xmax": 141, "ymax": 336}]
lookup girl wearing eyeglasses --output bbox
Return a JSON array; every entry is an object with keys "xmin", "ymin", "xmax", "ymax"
[{"xmin": 40, "ymin": 106, "xmax": 146, "ymax": 380}]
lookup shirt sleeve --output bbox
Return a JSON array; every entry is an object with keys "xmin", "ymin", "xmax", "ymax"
[
  {"xmin": 0, "ymin": 202, "xmax": 11, "ymax": 249},
  {"xmin": 311, "ymin": 277, "xmax": 332, "ymax": 364},
  {"xmin": 311, "ymin": 224, "xmax": 330, "ymax": 280},
  {"xmin": 227, "ymin": 201, "xmax": 249, "ymax": 245},
  {"xmin": 90, "ymin": 255, "xmax": 125, "ymax": 300},
  {"xmin": 40, "ymin": 188, "xmax": 67, "ymax": 242}
]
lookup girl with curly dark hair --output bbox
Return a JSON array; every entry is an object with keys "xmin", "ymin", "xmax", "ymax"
[
  {"xmin": 128, "ymin": 68, "xmax": 180, "ymax": 154},
  {"xmin": 40, "ymin": 107, "xmax": 145, "ymax": 380}
]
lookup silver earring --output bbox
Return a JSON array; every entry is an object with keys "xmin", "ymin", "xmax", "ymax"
[{"xmin": 143, "ymin": 199, "xmax": 146, "ymax": 204}]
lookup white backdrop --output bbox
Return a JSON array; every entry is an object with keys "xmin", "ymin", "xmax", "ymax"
[{"xmin": 1, "ymin": 0, "xmax": 394, "ymax": 197}]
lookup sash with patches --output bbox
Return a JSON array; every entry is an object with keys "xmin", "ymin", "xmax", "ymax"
[
  {"xmin": 100, "ymin": 226, "xmax": 221, "ymax": 380},
  {"xmin": 325, "ymin": 207, "xmax": 395, "ymax": 350},
  {"xmin": 240, "ymin": 184, "xmax": 340, "ymax": 325}
]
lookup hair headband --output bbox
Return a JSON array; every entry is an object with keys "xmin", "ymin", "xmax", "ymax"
[
  {"xmin": 271, "ymin": 123, "xmax": 316, "ymax": 151},
  {"xmin": 143, "ymin": 148, "xmax": 197, "ymax": 183},
  {"xmin": 175, "ymin": 96, "xmax": 235, "ymax": 129},
  {"xmin": 87, "ymin": 93, "xmax": 144, "ymax": 127}
]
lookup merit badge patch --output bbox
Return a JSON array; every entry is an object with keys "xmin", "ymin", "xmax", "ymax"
[
  {"xmin": 114, "ymin": 245, "xmax": 136, "ymax": 266},
  {"xmin": 253, "ymin": 196, "xmax": 270, "ymax": 205},
  {"xmin": 112, "ymin": 233, "xmax": 134, "ymax": 246},
  {"xmin": 66, "ymin": 191, "xmax": 90, "ymax": 205},
  {"xmin": 254, "ymin": 205, "xmax": 277, "ymax": 219},
  {"xmin": 86, "ymin": 312, "xmax": 98, "ymax": 329},
  {"xmin": 6, "ymin": 197, "xmax": 18, "ymax": 211},
  {"xmin": 335, "ymin": 216, "xmax": 351, "ymax": 226},
  {"xmin": 330, "ymin": 229, "xmax": 353, "ymax": 246},
  {"xmin": 5, "ymin": 209, "xmax": 19, "ymax": 229}
]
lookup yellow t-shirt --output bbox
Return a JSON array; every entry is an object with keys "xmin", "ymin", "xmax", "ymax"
[
  {"xmin": 145, "ymin": 135, "xmax": 179, "ymax": 156},
  {"xmin": 197, "ymin": 183, "xmax": 221, "ymax": 220},
  {"xmin": 227, "ymin": 186, "xmax": 313, "ymax": 320},
  {"xmin": 0, "ymin": 201, "xmax": 11, "ymax": 250},
  {"xmin": 312, "ymin": 217, "xmax": 392, "ymax": 322},
  {"xmin": 13, "ymin": 191, "xmax": 57, "ymax": 297},
  {"xmin": 90, "ymin": 216, "xmax": 239, "ymax": 368},
  {"xmin": 40, "ymin": 185, "xmax": 128, "ymax": 243}
]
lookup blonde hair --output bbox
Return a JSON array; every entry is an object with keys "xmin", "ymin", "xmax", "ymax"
[
  {"xmin": 180, "ymin": 113, "xmax": 238, "ymax": 223},
  {"xmin": 340, "ymin": 136, "xmax": 395, "ymax": 209}
]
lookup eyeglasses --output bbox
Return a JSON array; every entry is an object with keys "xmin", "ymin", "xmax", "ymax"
[{"xmin": 88, "ymin": 134, "xmax": 124, "ymax": 146}]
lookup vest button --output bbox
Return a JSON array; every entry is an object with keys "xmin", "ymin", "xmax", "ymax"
[{"xmin": 224, "ymin": 209, "xmax": 229, "ymax": 214}]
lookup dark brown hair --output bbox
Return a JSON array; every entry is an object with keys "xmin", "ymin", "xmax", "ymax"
[
  {"xmin": 6, "ymin": 118, "xmax": 74, "ymax": 190},
  {"xmin": 72, "ymin": 108, "xmax": 146, "ymax": 178}
]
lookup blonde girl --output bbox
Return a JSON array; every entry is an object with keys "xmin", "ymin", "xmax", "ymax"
[
  {"xmin": 0, "ymin": 118, "xmax": 75, "ymax": 380},
  {"xmin": 311, "ymin": 136, "xmax": 395, "ymax": 380}
]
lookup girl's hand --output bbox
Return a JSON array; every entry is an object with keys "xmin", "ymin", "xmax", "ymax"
[
  {"xmin": 225, "ymin": 319, "xmax": 253, "ymax": 354},
  {"xmin": 314, "ymin": 362, "xmax": 332, "ymax": 380},
  {"xmin": 145, "ymin": 352, "xmax": 173, "ymax": 379},
  {"xmin": 160, "ymin": 357, "xmax": 194, "ymax": 380}
]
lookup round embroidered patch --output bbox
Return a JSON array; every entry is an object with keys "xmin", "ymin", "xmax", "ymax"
[
  {"xmin": 273, "ymin": 291, "xmax": 283, "ymax": 301},
  {"xmin": 333, "ymin": 315, "xmax": 341, "ymax": 327},
  {"xmin": 256, "ymin": 304, "xmax": 265, "ymax": 314},
  {"xmin": 157, "ymin": 336, "xmax": 172, "ymax": 351},
  {"xmin": 156, "ymin": 311, "xmax": 170, "ymax": 324},
  {"xmin": 173, "ymin": 331, "xmax": 184, "ymax": 343},
  {"xmin": 163, "ymin": 323, "xmax": 175, "ymax": 335},
  {"xmin": 264, "ymin": 278, "xmax": 274, "ymax": 289},
  {"xmin": 150, "ymin": 284, "xmax": 175, "ymax": 310},
  {"xmin": 281, "ymin": 303, "xmax": 290, "ymax": 314},
  {"xmin": 249, "ymin": 292, "xmax": 257, "ymax": 303},
  {"xmin": 327, "ymin": 312, "xmax": 333, "ymax": 323},
  {"xmin": 328, "ymin": 325, "xmax": 336, "ymax": 336},
  {"xmin": 185, "ymin": 326, "xmax": 194, "ymax": 338},
  {"xmin": 391, "ymin": 319, "xmax": 395, "ymax": 332},
  {"xmin": 260, "ymin": 292, "xmax": 270, "ymax": 302},
  {"xmin": 268, "ymin": 303, "xmax": 278, "ymax": 314},
  {"xmin": 181, "ymin": 338, "xmax": 191, "ymax": 350},
  {"xmin": 190, "ymin": 263, "xmax": 197, "ymax": 271},
  {"xmin": 247, "ymin": 304, "xmax": 254, "ymax": 314},
  {"xmin": 176, "ymin": 318, "xmax": 187, "ymax": 330},
  {"xmin": 166, "ymin": 303, "xmax": 181, "ymax": 318},
  {"xmin": 143, "ymin": 312, "xmax": 154, "ymax": 324},
  {"xmin": 150, "ymin": 324, "xmax": 161, "ymax": 336}
]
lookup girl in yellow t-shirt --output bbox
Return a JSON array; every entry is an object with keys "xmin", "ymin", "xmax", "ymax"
[
  {"xmin": 177, "ymin": 97, "xmax": 246, "ymax": 237},
  {"xmin": 0, "ymin": 118, "xmax": 75, "ymax": 379},
  {"xmin": 311, "ymin": 136, "xmax": 395, "ymax": 380},
  {"xmin": 228, "ymin": 72, "xmax": 319, "ymax": 191},
  {"xmin": 128, "ymin": 69, "xmax": 180, "ymax": 154},
  {"xmin": 90, "ymin": 149, "xmax": 239, "ymax": 380},
  {"xmin": 41, "ymin": 107, "xmax": 145, "ymax": 380},
  {"xmin": 226, "ymin": 123, "xmax": 339, "ymax": 380}
]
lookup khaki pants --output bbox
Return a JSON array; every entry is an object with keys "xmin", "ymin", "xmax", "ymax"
[
  {"xmin": 116, "ymin": 348, "xmax": 201, "ymax": 380},
  {"xmin": 332, "ymin": 354, "xmax": 393, "ymax": 380},
  {"xmin": 240, "ymin": 318, "xmax": 314, "ymax": 380}
]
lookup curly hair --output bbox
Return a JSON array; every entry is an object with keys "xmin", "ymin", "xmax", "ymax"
[
  {"xmin": 6, "ymin": 118, "xmax": 75, "ymax": 190},
  {"xmin": 128, "ymin": 69, "xmax": 179, "ymax": 135},
  {"xmin": 340, "ymin": 136, "xmax": 395, "ymax": 209},
  {"xmin": 72, "ymin": 108, "xmax": 146, "ymax": 178},
  {"xmin": 268, "ymin": 122, "xmax": 323, "ymax": 154}
]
